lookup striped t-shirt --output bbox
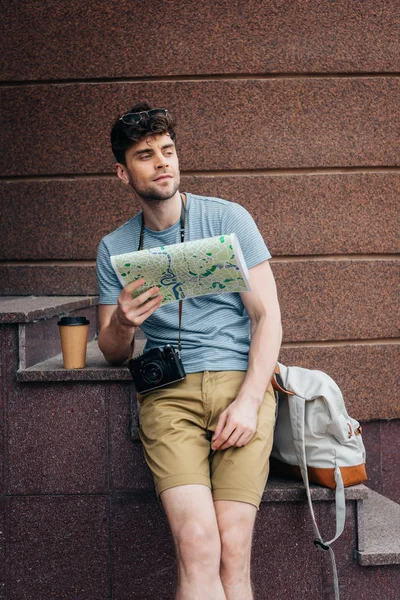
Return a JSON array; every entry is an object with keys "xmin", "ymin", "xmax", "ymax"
[{"xmin": 96, "ymin": 193, "xmax": 271, "ymax": 373}]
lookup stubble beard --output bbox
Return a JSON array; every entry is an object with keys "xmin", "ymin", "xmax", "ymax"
[{"xmin": 128, "ymin": 173, "xmax": 180, "ymax": 204}]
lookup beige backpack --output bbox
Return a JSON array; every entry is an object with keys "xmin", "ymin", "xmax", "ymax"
[{"xmin": 270, "ymin": 363, "xmax": 367, "ymax": 600}]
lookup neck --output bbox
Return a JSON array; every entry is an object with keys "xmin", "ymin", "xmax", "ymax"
[{"xmin": 138, "ymin": 191, "xmax": 184, "ymax": 231}]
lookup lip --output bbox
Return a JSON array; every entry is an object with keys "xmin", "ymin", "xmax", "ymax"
[{"xmin": 154, "ymin": 174, "xmax": 173, "ymax": 182}]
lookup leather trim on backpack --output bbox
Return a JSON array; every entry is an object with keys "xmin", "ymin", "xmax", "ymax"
[
  {"xmin": 271, "ymin": 365, "xmax": 295, "ymax": 396},
  {"xmin": 270, "ymin": 458, "xmax": 368, "ymax": 490}
]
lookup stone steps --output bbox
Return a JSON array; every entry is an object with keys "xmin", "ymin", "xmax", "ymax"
[
  {"xmin": 18, "ymin": 338, "xmax": 400, "ymax": 571},
  {"xmin": 357, "ymin": 488, "xmax": 400, "ymax": 566},
  {"xmin": 1, "ymin": 295, "xmax": 399, "ymax": 599}
]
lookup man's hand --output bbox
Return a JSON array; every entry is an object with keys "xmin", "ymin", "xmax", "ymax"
[
  {"xmin": 98, "ymin": 279, "xmax": 163, "ymax": 364},
  {"xmin": 211, "ymin": 399, "xmax": 260, "ymax": 451},
  {"xmin": 115, "ymin": 278, "xmax": 163, "ymax": 329}
]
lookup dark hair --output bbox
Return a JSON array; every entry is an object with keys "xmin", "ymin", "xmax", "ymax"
[{"xmin": 110, "ymin": 101, "xmax": 177, "ymax": 165}]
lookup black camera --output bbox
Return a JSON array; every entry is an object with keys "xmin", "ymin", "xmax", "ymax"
[{"xmin": 129, "ymin": 344, "xmax": 186, "ymax": 394}]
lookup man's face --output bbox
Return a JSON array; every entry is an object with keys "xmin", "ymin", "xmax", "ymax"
[{"xmin": 119, "ymin": 133, "xmax": 180, "ymax": 202}]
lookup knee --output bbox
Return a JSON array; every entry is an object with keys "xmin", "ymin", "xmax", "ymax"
[
  {"xmin": 176, "ymin": 520, "xmax": 221, "ymax": 572},
  {"xmin": 220, "ymin": 526, "xmax": 251, "ymax": 573}
]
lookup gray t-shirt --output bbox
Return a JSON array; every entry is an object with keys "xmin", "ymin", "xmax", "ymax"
[{"xmin": 96, "ymin": 193, "xmax": 271, "ymax": 373}]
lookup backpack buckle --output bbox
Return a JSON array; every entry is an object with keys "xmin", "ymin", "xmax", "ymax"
[{"xmin": 314, "ymin": 539, "xmax": 330, "ymax": 551}]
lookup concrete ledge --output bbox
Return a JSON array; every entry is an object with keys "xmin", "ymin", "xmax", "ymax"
[
  {"xmin": 17, "ymin": 339, "xmax": 144, "ymax": 382},
  {"xmin": 108, "ymin": 479, "xmax": 369, "ymax": 504},
  {"xmin": 262, "ymin": 479, "xmax": 368, "ymax": 503},
  {"xmin": 357, "ymin": 489, "xmax": 400, "ymax": 566},
  {"xmin": 0, "ymin": 295, "xmax": 98, "ymax": 323}
]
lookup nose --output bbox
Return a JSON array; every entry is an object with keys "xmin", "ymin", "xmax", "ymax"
[{"xmin": 155, "ymin": 151, "xmax": 169, "ymax": 169}]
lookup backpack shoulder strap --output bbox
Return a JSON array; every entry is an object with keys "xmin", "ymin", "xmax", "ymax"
[{"xmin": 279, "ymin": 366, "xmax": 347, "ymax": 600}]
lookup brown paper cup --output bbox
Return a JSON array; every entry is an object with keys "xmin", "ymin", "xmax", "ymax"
[{"xmin": 58, "ymin": 317, "xmax": 90, "ymax": 369}]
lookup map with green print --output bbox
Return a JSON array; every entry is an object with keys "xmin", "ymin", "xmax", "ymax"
[{"xmin": 111, "ymin": 233, "xmax": 250, "ymax": 304}]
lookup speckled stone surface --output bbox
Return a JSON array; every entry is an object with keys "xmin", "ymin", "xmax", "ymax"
[
  {"xmin": 7, "ymin": 496, "xmax": 109, "ymax": 600},
  {"xmin": 327, "ymin": 501, "xmax": 400, "ymax": 599},
  {"xmin": 0, "ymin": 178, "xmax": 139, "ymax": 260},
  {"xmin": 5, "ymin": 488, "xmax": 395, "ymax": 600},
  {"xmin": 184, "ymin": 173, "xmax": 400, "ymax": 257},
  {"xmin": 17, "ymin": 338, "xmax": 145, "ymax": 382},
  {"xmin": 280, "ymin": 344, "xmax": 399, "ymax": 420},
  {"xmin": 0, "ymin": 507, "xmax": 5, "ymax": 599},
  {"xmin": 253, "ymin": 500, "xmax": 342, "ymax": 599},
  {"xmin": 357, "ymin": 489, "xmax": 400, "ymax": 565},
  {"xmin": 0, "ymin": 333, "xmax": 11, "ymax": 598},
  {"xmin": 1, "ymin": 173, "xmax": 398, "ymax": 259},
  {"xmin": 361, "ymin": 421, "xmax": 400, "ymax": 506},
  {"xmin": 256, "ymin": 499, "xmax": 399, "ymax": 600},
  {"xmin": 381, "ymin": 420, "xmax": 400, "ymax": 504},
  {"xmin": 1, "ymin": 1, "xmax": 399, "ymax": 593},
  {"xmin": 1, "ymin": 314, "xmax": 399, "ymax": 597},
  {"xmin": 2, "ymin": 259, "xmax": 398, "ymax": 340},
  {"xmin": 110, "ymin": 493, "xmax": 369, "ymax": 600},
  {"xmin": 21, "ymin": 305, "xmax": 97, "ymax": 368},
  {"xmin": 108, "ymin": 383, "xmax": 155, "ymax": 492},
  {"xmin": 1, "ymin": 78, "xmax": 399, "ymax": 176},
  {"xmin": 18, "ymin": 340, "xmax": 399, "ymax": 421},
  {"xmin": 264, "ymin": 479, "xmax": 368, "ymax": 503},
  {"xmin": 0, "ymin": 295, "xmax": 97, "ymax": 323},
  {"xmin": 360, "ymin": 421, "xmax": 383, "ymax": 493},
  {"xmin": 2, "ymin": 0, "xmax": 399, "ymax": 80},
  {"xmin": 7, "ymin": 383, "xmax": 109, "ymax": 494},
  {"xmin": 259, "ymin": 497, "xmax": 399, "ymax": 599},
  {"xmin": 1, "ymin": 330, "xmax": 9, "ymax": 485},
  {"xmin": 0, "ymin": 326, "xmax": 17, "ymax": 499},
  {"xmin": 342, "ymin": 564, "xmax": 400, "ymax": 599},
  {"xmin": 273, "ymin": 259, "xmax": 399, "ymax": 342},
  {"xmin": 111, "ymin": 494, "xmax": 177, "ymax": 599},
  {"xmin": 0, "ymin": 264, "xmax": 98, "ymax": 295}
]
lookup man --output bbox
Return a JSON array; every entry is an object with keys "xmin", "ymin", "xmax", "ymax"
[{"xmin": 97, "ymin": 102, "xmax": 282, "ymax": 600}]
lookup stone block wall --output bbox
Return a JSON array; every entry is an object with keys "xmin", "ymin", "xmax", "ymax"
[{"xmin": 1, "ymin": 1, "xmax": 399, "ymax": 464}]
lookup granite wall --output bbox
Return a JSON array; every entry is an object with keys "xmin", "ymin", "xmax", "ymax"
[
  {"xmin": 1, "ymin": 6, "xmax": 399, "ymax": 412},
  {"xmin": 1, "ymin": 2, "xmax": 400, "ymax": 598}
]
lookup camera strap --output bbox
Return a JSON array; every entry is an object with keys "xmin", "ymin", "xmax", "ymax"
[{"xmin": 129, "ymin": 194, "xmax": 186, "ymax": 359}]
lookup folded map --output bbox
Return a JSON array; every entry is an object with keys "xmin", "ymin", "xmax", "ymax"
[{"xmin": 110, "ymin": 233, "xmax": 251, "ymax": 304}]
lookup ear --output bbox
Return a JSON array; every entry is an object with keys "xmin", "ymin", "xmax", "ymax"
[{"xmin": 116, "ymin": 163, "xmax": 130, "ymax": 185}]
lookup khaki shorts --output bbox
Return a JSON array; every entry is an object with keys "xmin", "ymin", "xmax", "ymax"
[{"xmin": 138, "ymin": 371, "xmax": 276, "ymax": 509}]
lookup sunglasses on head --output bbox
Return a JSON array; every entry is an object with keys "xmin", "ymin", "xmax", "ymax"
[{"xmin": 119, "ymin": 108, "xmax": 169, "ymax": 126}]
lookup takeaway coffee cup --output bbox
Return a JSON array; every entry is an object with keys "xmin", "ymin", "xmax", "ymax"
[{"xmin": 57, "ymin": 316, "xmax": 90, "ymax": 369}]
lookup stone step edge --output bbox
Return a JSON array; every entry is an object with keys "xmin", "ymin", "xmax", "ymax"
[
  {"xmin": 105, "ymin": 480, "xmax": 368, "ymax": 504},
  {"xmin": 263, "ymin": 479, "xmax": 368, "ymax": 503},
  {"xmin": 0, "ymin": 295, "xmax": 99, "ymax": 324},
  {"xmin": 4, "ymin": 481, "xmax": 368, "ymax": 505},
  {"xmin": 17, "ymin": 338, "xmax": 145, "ymax": 382},
  {"xmin": 356, "ymin": 488, "xmax": 400, "ymax": 566}
]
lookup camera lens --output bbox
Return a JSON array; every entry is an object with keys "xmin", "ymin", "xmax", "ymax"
[{"xmin": 142, "ymin": 361, "xmax": 163, "ymax": 385}]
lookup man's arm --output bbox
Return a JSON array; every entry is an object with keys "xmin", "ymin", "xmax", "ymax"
[
  {"xmin": 98, "ymin": 278, "xmax": 162, "ymax": 364},
  {"xmin": 211, "ymin": 260, "xmax": 282, "ymax": 450}
]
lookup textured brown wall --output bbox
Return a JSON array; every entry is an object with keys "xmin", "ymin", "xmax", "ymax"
[{"xmin": 1, "ymin": 1, "xmax": 399, "ymax": 415}]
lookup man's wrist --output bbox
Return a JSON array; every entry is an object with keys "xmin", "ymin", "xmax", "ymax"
[
  {"xmin": 111, "ymin": 308, "xmax": 135, "ymax": 337},
  {"xmin": 235, "ymin": 390, "xmax": 265, "ymax": 409},
  {"xmin": 98, "ymin": 310, "xmax": 135, "ymax": 365}
]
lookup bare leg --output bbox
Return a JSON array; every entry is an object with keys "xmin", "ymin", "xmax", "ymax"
[
  {"xmin": 161, "ymin": 484, "xmax": 227, "ymax": 600},
  {"xmin": 214, "ymin": 500, "xmax": 257, "ymax": 600}
]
